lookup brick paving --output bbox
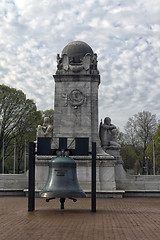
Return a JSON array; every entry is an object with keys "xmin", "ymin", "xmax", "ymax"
[{"xmin": 0, "ymin": 197, "xmax": 160, "ymax": 240}]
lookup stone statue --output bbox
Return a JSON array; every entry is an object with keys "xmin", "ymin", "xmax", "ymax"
[
  {"xmin": 99, "ymin": 117, "xmax": 121, "ymax": 151},
  {"xmin": 37, "ymin": 117, "xmax": 53, "ymax": 138},
  {"xmin": 57, "ymin": 54, "xmax": 62, "ymax": 70},
  {"xmin": 91, "ymin": 53, "xmax": 98, "ymax": 70}
]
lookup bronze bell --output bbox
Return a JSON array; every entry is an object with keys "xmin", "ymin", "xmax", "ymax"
[{"xmin": 39, "ymin": 151, "xmax": 86, "ymax": 209}]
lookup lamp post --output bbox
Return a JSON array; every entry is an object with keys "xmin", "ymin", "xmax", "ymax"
[
  {"xmin": 0, "ymin": 117, "xmax": 4, "ymax": 174},
  {"xmin": 24, "ymin": 139, "xmax": 27, "ymax": 172},
  {"xmin": 153, "ymin": 140, "xmax": 156, "ymax": 175},
  {"xmin": 2, "ymin": 138, "xmax": 4, "ymax": 174},
  {"xmin": 13, "ymin": 139, "xmax": 16, "ymax": 174}
]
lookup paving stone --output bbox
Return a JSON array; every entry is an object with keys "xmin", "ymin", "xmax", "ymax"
[{"xmin": 0, "ymin": 197, "xmax": 160, "ymax": 240}]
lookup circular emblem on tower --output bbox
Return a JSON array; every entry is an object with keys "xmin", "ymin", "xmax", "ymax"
[{"xmin": 69, "ymin": 89, "xmax": 85, "ymax": 107}]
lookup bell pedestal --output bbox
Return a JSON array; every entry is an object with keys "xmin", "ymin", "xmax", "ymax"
[{"xmin": 35, "ymin": 154, "xmax": 118, "ymax": 194}]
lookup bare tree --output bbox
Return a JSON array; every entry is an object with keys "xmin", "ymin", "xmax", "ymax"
[{"xmin": 124, "ymin": 111, "xmax": 157, "ymax": 164}]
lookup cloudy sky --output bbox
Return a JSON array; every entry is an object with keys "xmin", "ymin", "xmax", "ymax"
[{"xmin": 0, "ymin": 0, "xmax": 160, "ymax": 131}]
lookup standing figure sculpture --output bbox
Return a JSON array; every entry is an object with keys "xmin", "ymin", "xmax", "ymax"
[
  {"xmin": 99, "ymin": 117, "xmax": 120, "ymax": 152},
  {"xmin": 37, "ymin": 117, "xmax": 53, "ymax": 138}
]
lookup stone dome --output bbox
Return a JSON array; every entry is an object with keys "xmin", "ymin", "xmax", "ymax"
[{"xmin": 62, "ymin": 41, "xmax": 93, "ymax": 63}]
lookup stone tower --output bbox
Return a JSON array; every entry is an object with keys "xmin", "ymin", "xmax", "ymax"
[{"xmin": 53, "ymin": 41, "xmax": 100, "ymax": 149}]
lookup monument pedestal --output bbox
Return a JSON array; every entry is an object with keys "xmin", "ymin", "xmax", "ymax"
[
  {"xmin": 105, "ymin": 148, "xmax": 123, "ymax": 164},
  {"xmin": 76, "ymin": 156, "xmax": 117, "ymax": 191},
  {"xmin": 35, "ymin": 154, "xmax": 118, "ymax": 193}
]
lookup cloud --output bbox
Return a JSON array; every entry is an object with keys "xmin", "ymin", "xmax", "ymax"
[{"xmin": 0, "ymin": 0, "xmax": 160, "ymax": 130}]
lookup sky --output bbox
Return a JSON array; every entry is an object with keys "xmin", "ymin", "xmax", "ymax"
[{"xmin": 0, "ymin": 0, "xmax": 160, "ymax": 131}]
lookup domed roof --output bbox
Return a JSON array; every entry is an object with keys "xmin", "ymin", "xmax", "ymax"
[{"xmin": 62, "ymin": 41, "xmax": 93, "ymax": 61}]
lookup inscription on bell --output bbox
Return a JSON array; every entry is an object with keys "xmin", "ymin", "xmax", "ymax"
[{"xmin": 55, "ymin": 169, "xmax": 66, "ymax": 176}]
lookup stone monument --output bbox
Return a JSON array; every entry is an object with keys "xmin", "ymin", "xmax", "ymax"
[
  {"xmin": 36, "ymin": 41, "xmax": 123, "ymax": 195},
  {"xmin": 52, "ymin": 41, "xmax": 100, "ymax": 150}
]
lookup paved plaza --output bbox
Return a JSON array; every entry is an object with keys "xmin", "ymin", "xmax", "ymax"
[{"xmin": 0, "ymin": 197, "xmax": 160, "ymax": 240}]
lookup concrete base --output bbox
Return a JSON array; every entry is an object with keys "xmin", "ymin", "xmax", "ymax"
[
  {"xmin": 115, "ymin": 163, "xmax": 160, "ymax": 191},
  {"xmin": 1, "ymin": 154, "xmax": 160, "ymax": 198},
  {"xmin": 0, "ymin": 173, "xmax": 28, "ymax": 189},
  {"xmin": 2, "ymin": 189, "xmax": 160, "ymax": 198},
  {"xmin": 24, "ymin": 189, "xmax": 125, "ymax": 198},
  {"xmin": 124, "ymin": 190, "xmax": 160, "ymax": 197},
  {"xmin": 85, "ymin": 190, "xmax": 125, "ymax": 198},
  {"xmin": 0, "ymin": 189, "xmax": 25, "ymax": 196}
]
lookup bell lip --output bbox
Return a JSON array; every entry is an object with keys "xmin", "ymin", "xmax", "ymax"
[{"xmin": 39, "ymin": 190, "xmax": 86, "ymax": 198}]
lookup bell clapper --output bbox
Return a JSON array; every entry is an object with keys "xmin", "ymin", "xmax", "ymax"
[
  {"xmin": 60, "ymin": 198, "xmax": 65, "ymax": 209},
  {"xmin": 45, "ymin": 197, "xmax": 77, "ymax": 210}
]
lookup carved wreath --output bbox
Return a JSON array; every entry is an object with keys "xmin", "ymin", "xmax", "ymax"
[{"xmin": 69, "ymin": 89, "xmax": 85, "ymax": 107}]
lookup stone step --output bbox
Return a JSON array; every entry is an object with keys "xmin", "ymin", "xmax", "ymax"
[{"xmin": 0, "ymin": 189, "xmax": 25, "ymax": 196}]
